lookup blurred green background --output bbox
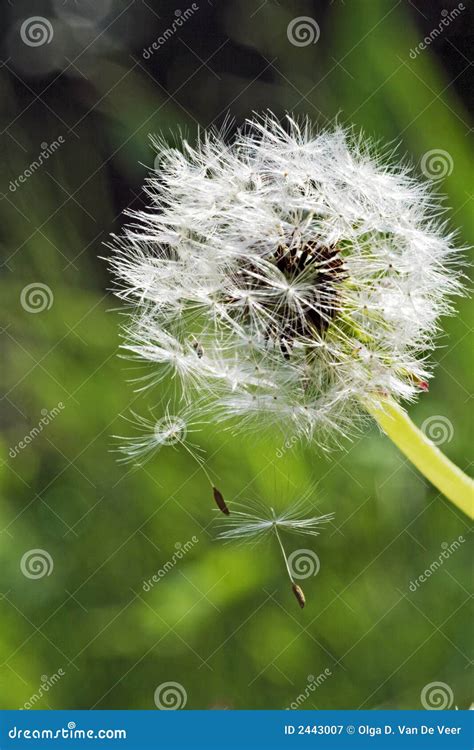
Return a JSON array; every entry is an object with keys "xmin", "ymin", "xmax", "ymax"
[{"xmin": 1, "ymin": 0, "xmax": 472, "ymax": 711}]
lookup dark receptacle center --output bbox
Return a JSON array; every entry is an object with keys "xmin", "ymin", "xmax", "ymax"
[
  {"xmin": 227, "ymin": 239, "xmax": 346, "ymax": 359},
  {"xmin": 268, "ymin": 240, "xmax": 345, "ymax": 358}
]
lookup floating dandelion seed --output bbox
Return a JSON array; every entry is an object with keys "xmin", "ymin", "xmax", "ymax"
[
  {"xmin": 114, "ymin": 405, "xmax": 198, "ymax": 464},
  {"xmin": 217, "ymin": 498, "xmax": 334, "ymax": 607},
  {"xmin": 110, "ymin": 112, "xmax": 473, "ymax": 518},
  {"xmin": 114, "ymin": 405, "xmax": 228, "ymax": 513}
]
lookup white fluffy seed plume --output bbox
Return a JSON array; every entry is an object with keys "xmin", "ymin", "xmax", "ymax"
[
  {"xmin": 109, "ymin": 113, "xmax": 462, "ymax": 450},
  {"xmin": 216, "ymin": 497, "xmax": 335, "ymax": 542},
  {"xmin": 216, "ymin": 497, "xmax": 334, "ymax": 609}
]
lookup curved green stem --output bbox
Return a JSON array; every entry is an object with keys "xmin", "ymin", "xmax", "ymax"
[{"xmin": 366, "ymin": 399, "xmax": 474, "ymax": 519}]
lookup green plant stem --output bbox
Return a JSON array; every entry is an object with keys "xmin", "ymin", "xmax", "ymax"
[{"xmin": 366, "ymin": 399, "xmax": 473, "ymax": 519}]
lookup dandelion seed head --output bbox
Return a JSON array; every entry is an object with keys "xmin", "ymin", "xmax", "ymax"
[{"xmin": 110, "ymin": 113, "xmax": 463, "ymax": 447}]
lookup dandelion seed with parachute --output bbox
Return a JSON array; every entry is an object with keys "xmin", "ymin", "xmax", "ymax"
[
  {"xmin": 114, "ymin": 405, "xmax": 228, "ymax": 513},
  {"xmin": 217, "ymin": 498, "xmax": 335, "ymax": 607}
]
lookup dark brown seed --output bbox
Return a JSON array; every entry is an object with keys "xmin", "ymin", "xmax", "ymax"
[
  {"xmin": 192, "ymin": 341, "xmax": 204, "ymax": 358},
  {"xmin": 213, "ymin": 487, "xmax": 230, "ymax": 515},
  {"xmin": 292, "ymin": 583, "xmax": 306, "ymax": 609}
]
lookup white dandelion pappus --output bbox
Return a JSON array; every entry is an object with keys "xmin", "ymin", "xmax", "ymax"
[
  {"xmin": 109, "ymin": 113, "xmax": 473, "ymax": 518},
  {"xmin": 110, "ymin": 114, "xmax": 460, "ymax": 443},
  {"xmin": 114, "ymin": 404, "xmax": 230, "ymax": 513},
  {"xmin": 217, "ymin": 497, "xmax": 334, "ymax": 607},
  {"xmin": 114, "ymin": 404, "xmax": 202, "ymax": 464},
  {"xmin": 217, "ymin": 498, "xmax": 334, "ymax": 541}
]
